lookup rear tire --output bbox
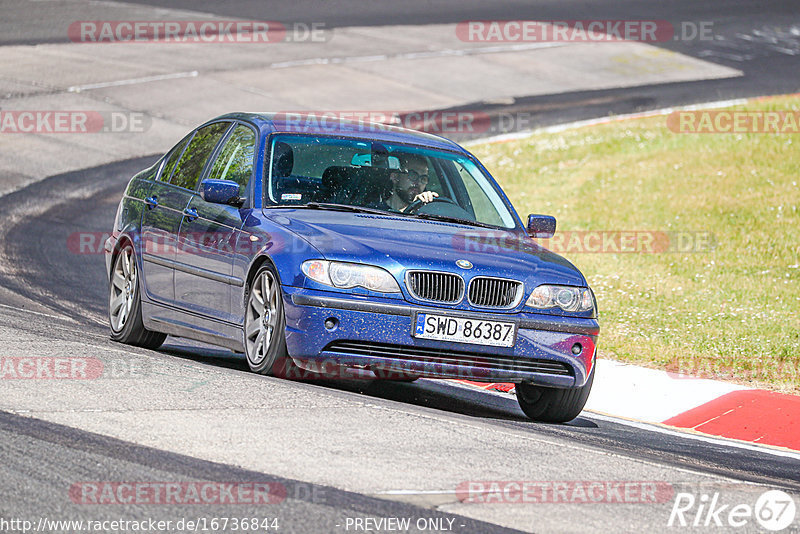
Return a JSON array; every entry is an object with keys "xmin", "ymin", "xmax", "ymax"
[
  {"xmin": 516, "ymin": 367, "xmax": 594, "ymax": 423},
  {"xmin": 109, "ymin": 242, "xmax": 166, "ymax": 350}
]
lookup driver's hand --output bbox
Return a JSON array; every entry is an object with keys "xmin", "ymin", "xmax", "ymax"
[{"xmin": 413, "ymin": 191, "xmax": 438, "ymax": 203}]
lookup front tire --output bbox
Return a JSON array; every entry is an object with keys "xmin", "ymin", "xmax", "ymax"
[
  {"xmin": 244, "ymin": 264, "xmax": 291, "ymax": 375},
  {"xmin": 516, "ymin": 367, "xmax": 594, "ymax": 423},
  {"xmin": 108, "ymin": 242, "xmax": 166, "ymax": 349}
]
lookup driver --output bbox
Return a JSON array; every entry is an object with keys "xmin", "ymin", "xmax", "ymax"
[{"xmin": 388, "ymin": 153, "xmax": 438, "ymax": 212}]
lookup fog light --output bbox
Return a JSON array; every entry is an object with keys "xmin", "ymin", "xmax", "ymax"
[
  {"xmin": 324, "ymin": 318, "xmax": 338, "ymax": 331},
  {"xmin": 571, "ymin": 343, "xmax": 582, "ymax": 355}
]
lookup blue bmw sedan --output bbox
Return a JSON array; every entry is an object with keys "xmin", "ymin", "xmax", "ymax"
[{"xmin": 105, "ymin": 113, "xmax": 599, "ymax": 422}]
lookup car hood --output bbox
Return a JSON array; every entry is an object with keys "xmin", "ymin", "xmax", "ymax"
[{"xmin": 265, "ymin": 209, "xmax": 586, "ymax": 287}]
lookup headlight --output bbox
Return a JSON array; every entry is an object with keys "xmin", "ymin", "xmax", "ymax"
[
  {"xmin": 526, "ymin": 285, "xmax": 595, "ymax": 313},
  {"xmin": 301, "ymin": 260, "xmax": 400, "ymax": 293}
]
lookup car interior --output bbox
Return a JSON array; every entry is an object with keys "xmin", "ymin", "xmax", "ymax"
[{"xmin": 268, "ymin": 139, "xmax": 484, "ymax": 222}]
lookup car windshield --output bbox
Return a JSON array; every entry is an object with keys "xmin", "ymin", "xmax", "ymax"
[{"xmin": 265, "ymin": 134, "xmax": 518, "ymax": 229}]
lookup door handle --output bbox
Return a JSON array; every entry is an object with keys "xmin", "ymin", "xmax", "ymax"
[
  {"xmin": 144, "ymin": 196, "xmax": 158, "ymax": 209},
  {"xmin": 183, "ymin": 207, "xmax": 198, "ymax": 222}
]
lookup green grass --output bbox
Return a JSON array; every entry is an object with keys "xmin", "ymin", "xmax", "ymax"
[{"xmin": 469, "ymin": 96, "xmax": 800, "ymax": 392}]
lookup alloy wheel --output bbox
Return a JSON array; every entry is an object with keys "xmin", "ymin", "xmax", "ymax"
[
  {"xmin": 109, "ymin": 246, "xmax": 137, "ymax": 332},
  {"xmin": 245, "ymin": 270, "xmax": 280, "ymax": 365}
]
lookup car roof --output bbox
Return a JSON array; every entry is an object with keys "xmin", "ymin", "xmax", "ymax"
[{"xmin": 212, "ymin": 112, "xmax": 469, "ymax": 154}]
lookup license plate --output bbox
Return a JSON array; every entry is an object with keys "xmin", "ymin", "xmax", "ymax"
[{"xmin": 413, "ymin": 313, "xmax": 516, "ymax": 348}]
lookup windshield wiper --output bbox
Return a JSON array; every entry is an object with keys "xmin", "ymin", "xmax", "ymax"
[
  {"xmin": 410, "ymin": 212, "xmax": 498, "ymax": 229},
  {"xmin": 301, "ymin": 202, "xmax": 393, "ymax": 216},
  {"xmin": 269, "ymin": 202, "xmax": 500, "ymax": 229}
]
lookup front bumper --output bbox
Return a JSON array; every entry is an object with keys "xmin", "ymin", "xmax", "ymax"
[{"xmin": 282, "ymin": 287, "xmax": 598, "ymax": 388}]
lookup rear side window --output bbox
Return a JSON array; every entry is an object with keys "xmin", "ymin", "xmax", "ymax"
[
  {"xmin": 158, "ymin": 134, "xmax": 191, "ymax": 181},
  {"xmin": 169, "ymin": 122, "xmax": 230, "ymax": 190},
  {"xmin": 206, "ymin": 124, "xmax": 256, "ymax": 196}
]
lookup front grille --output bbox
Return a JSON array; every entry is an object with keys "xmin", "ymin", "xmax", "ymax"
[
  {"xmin": 324, "ymin": 340, "xmax": 573, "ymax": 377},
  {"xmin": 406, "ymin": 271, "xmax": 464, "ymax": 304},
  {"xmin": 468, "ymin": 277, "xmax": 524, "ymax": 309}
]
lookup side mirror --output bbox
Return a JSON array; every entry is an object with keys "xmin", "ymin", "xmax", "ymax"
[
  {"xmin": 200, "ymin": 179, "xmax": 244, "ymax": 207},
  {"xmin": 527, "ymin": 214, "xmax": 556, "ymax": 238}
]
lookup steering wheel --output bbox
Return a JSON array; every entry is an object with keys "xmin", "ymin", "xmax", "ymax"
[{"xmin": 402, "ymin": 196, "xmax": 460, "ymax": 214}]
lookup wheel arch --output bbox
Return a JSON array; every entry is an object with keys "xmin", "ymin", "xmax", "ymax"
[
  {"xmin": 109, "ymin": 231, "xmax": 147, "ymax": 300},
  {"xmin": 109, "ymin": 233, "xmax": 135, "ymax": 275},
  {"xmin": 109, "ymin": 229, "xmax": 142, "ymax": 274},
  {"xmin": 244, "ymin": 255, "xmax": 280, "ymax": 299}
]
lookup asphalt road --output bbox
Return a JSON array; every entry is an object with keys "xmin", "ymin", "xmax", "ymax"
[
  {"xmin": 131, "ymin": 0, "xmax": 800, "ymax": 118},
  {"xmin": 2, "ymin": 0, "xmax": 798, "ymax": 138},
  {"xmin": 0, "ymin": 410, "xmax": 522, "ymax": 534}
]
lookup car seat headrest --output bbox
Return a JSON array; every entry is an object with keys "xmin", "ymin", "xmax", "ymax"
[{"xmin": 272, "ymin": 142, "xmax": 294, "ymax": 178}]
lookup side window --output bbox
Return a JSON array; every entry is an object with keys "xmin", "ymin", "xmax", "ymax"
[
  {"xmin": 158, "ymin": 134, "xmax": 191, "ymax": 181},
  {"xmin": 455, "ymin": 162, "xmax": 507, "ymax": 227},
  {"xmin": 207, "ymin": 124, "xmax": 256, "ymax": 196},
  {"xmin": 169, "ymin": 122, "xmax": 230, "ymax": 190}
]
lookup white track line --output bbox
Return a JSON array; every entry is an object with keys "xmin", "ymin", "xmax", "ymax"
[
  {"xmin": 65, "ymin": 43, "xmax": 564, "ymax": 91},
  {"xmin": 587, "ymin": 412, "xmax": 800, "ymax": 461},
  {"xmin": 376, "ymin": 490, "xmax": 459, "ymax": 495},
  {"xmin": 0, "ymin": 301, "xmax": 71, "ymax": 322},
  {"xmin": 67, "ymin": 70, "xmax": 199, "ymax": 93},
  {"xmin": 446, "ymin": 376, "xmax": 800, "ymax": 459},
  {"xmin": 268, "ymin": 42, "xmax": 566, "ymax": 69}
]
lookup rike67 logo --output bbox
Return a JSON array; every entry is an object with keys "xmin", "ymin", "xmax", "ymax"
[{"xmin": 668, "ymin": 490, "xmax": 797, "ymax": 531}]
